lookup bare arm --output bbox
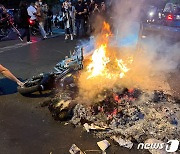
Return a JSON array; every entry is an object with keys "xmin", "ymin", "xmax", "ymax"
[{"xmin": 0, "ymin": 64, "xmax": 23, "ymax": 86}]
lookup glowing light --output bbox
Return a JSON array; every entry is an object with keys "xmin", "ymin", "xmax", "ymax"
[
  {"xmin": 167, "ymin": 14, "xmax": 173, "ymax": 20},
  {"xmin": 87, "ymin": 45, "xmax": 110, "ymax": 79},
  {"xmin": 86, "ymin": 22, "xmax": 133, "ymax": 80}
]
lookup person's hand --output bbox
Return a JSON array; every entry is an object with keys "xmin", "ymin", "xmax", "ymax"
[{"xmin": 78, "ymin": 12, "xmax": 82, "ymax": 15}]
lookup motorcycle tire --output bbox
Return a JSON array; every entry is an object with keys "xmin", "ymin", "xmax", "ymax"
[
  {"xmin": 17, "ymin": 75, "xmax": 43, "ymax": 95},
  {"xmin": 17, "ymin": 85, "xmax": 40, "ymax": 95}
]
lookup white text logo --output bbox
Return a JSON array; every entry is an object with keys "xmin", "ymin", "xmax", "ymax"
[{"xmin": 137, "ymin": 140, "xmax": 179, "ymax": 152}]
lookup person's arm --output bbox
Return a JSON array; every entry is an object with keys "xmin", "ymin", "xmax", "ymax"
[
  {"xmin": 83, "ymin": 5, "xmax": 87, "ymax": 14},
  {"xmin": 0, "ymin": 65, "xmax": 23, "ymax": 86},
  {"xmin": 77, "ymin": 9, "xmax": 87, "ymax": 15}
]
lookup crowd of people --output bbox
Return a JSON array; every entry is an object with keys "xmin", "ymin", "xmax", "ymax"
[
  {"xmin": 0, "ymin": 0, "xmax": 53, "ymax": 43},
  {"xmin": 21, "ymin": 0, "xmax": 53, "ymax": 42},
  {"xmin": 0, "ymin": 0, "xmax": 108, "ymax": 86},
  {"xmin": 61, "ymin": 0, "xmax": 108, "ymax": 40},
  {"xmin": 1, "ymin": 0, "xmax": 109, "ymax": 42}
]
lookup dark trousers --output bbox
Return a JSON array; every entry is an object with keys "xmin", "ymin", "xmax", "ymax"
[
  {"xmin": 75, "ymin": 19, "xmax": 84, "ymax": 37},
  {"xmin": 47, "ymin": 19, "xmax": 52, "ymax": 33},
  {"xmin": 65, "ymin": 27, "xmax": 72, "ymax": 35},
  {"xmin": 21, "ymin": 26, "xmax": 30, "ymax": 42}
]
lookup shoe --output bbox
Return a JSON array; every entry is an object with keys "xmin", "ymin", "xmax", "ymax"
[
  {"xmin": 65, "ymin": 35, "xmax": 68, "ymax": 40},
  {"xmin": 27, "ymin": 41, "xmax": 32, "ymax": 44},
  {"xmin": 70, "ymin": 35, "xmax": 73, "ymax": 41},
  {"xmin": 43, "ymin": 36, "xmax": 47, "ymax": 40}
]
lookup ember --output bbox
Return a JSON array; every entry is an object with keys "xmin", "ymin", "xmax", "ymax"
[
  {"xmin": 85, "ymin": 22, "xmax": 133, "ymax": 81},
  {"xmin": 42, "ymin": 87, "xmax": 180, "ymax": 146}
]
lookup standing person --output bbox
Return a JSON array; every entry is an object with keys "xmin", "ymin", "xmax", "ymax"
[
  {"xmin": 62, "ymin": 1, "xmax": 73, "ymax": 40},
  {"xmin": 54, "ymin": 14, "xmax": 59, "ymax": 28},
  {"xmin": 27, "ymin": 2, "xmax": 37, "ymax": 21},
  {"xmin": 93, "ymin": 3, "xmax": 100, "ymax": 15},
  {"xmin": 69, "ymin": 2, "xmax": 76, "ymax": 36},
  {"xmin": 89, "ymin": 0, "xmax": 95, "ymax": 33},
  {"xmin": 19, "ymin": 1, "xmax": 31, "ymax": 43},
  {"xmin": 42, "ymin": 4, "xmax": 48, "ymax": 33},
  {"xmin": 75, "ymin": 0, "xmax": 87, "ymax": 38},
  {"xmin": 100, "ymin": 2, "xmax": 107, "ymax": 18},
  {"xmin": 47, "ymin": 5, "xmax": 53, "ymax": 35},
  {"xmin": 89, "ymin": 0, "xmax": 95, "ymax": 13},
  {"xmin": 0, "ymin": 64, "xmax": 24, "ymax": 86},
  {"xmin": 34, "ymin": 2, "xmax": 47, "ymax": 39},
  {"xmin": 84, "ymin": 1, "xmax": 89, "ymax": 36}
]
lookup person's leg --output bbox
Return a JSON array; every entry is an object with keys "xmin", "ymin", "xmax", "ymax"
[
  {"xmin": 69, "ymin": 27, "xmax": 73, "ymax": 40},
  {"xmin": 72, "ymin": 18, "xmax": 76, "ymax": 35},
  {"xmin": 26, "ymin": 27, "xmax": 30, "ymax": 42},
  {"xmin": 65, "ymin": 28, "xmax": 68, "ymax": 40},
  {"xmin": 38, "ymin": 22, "xmax": 47, "ymax": 38},
  {"xmin": 80, "ymin": 19, "xmax": 84, "ymax": 37},
  {"xmin": 44, "ymin": 19, "xmax": 48, "ymax": 33},
  {"xmin": 49, "ymin": 20, "xmax": 52, "ymax": 34},
  {"xmin": 75, "ymin": 19, "xmax": 80, "ymax": 37}
]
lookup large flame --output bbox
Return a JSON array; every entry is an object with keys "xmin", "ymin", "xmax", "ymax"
[
  {"xmin": 87, "ymin": 22, "xmax": 133, "ymax": 80},
  {"xmin": 87, "ymin": 44, "xmax": 110, "ymax": 79}
]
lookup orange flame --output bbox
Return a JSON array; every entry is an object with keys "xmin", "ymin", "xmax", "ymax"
[{"xmin": 87, "ymin": 22, "xmax": 133, "ymax": 80}]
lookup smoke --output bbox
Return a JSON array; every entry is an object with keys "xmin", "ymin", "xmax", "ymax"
[
  {"xmin": 76, "ymin": 0, "xmax": 180, "ymax": 102},
  {"xmin": 111, "ymin": 0, "xmax": 180, "ymax": 72}
]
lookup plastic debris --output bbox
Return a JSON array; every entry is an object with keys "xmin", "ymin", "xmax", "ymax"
[
  {"xmin": 84, "ymin": 123, "xmax": 109, "ymax": 133},
  {"xmin": 83, "ymin": 123, "xmax": 90, "ymax": 133},
  {"xmin": 111, "ymin": 136, "xmax": 133, "ymax": 149},
  {"xmin": 69, "ymin": 144, "xmax": 84, "ymax": 154},
  {"xmin": 97, "ymin": 140, "xmax": 110, "ymax": 152}
]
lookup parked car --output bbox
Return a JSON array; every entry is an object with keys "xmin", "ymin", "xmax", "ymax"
[{"xmin": 160, "ymin": 2, "xmax": 180, "ymax": 27}]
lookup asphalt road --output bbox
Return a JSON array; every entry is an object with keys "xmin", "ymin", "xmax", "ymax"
[{"xmin": 0, "ymin": 35, "xmax": 148, "ymax": 154}]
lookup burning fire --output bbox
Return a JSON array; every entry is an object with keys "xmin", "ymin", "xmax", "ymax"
[
  {"xmin": 87, "ymin": 44, "xmax": 110, "ymax": 79},
  {"xmin": 87, "ymin": 22, "xmax": 133, "ymax": 79}
]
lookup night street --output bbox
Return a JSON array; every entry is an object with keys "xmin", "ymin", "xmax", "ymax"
[
  {"xmin": 1, "ymin": 0, "xmax": 180, "ymax": 154},
  {"xmin": 0, "ymin": 31, "xmax": 179, "ymax": 154}
]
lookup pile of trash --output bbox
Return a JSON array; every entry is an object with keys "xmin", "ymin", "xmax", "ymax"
[{"xmin": 42, "ymin": 87, "xmax": 180, "ymax": 151}]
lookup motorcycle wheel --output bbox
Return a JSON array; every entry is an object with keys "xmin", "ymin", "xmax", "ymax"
[
  {"xmin": 17, "ymin": 85, "xmax": 40, "ymax": 95},
  {"xmin": 17, "ymin": 76, "xmax": 42, "ymax": 95}
]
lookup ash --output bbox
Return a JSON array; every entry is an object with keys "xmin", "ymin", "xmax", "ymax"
[{"xmin": 42, "ymin": 87, "xmax": 180, "ymax": 143}]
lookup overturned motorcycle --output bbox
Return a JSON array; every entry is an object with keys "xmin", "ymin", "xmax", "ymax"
[{"xmin": 18, "ymin": 48, "xmax": 84, "ymax": 95}]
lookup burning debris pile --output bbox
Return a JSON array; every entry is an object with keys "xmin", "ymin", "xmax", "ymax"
[
  {"xmin": 42, "ymin": 21, "xmax": 180, "ymax": 152},
  {"xmin": 43, "ymin": 87, "xmax": 180, "ymax": 145}
]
